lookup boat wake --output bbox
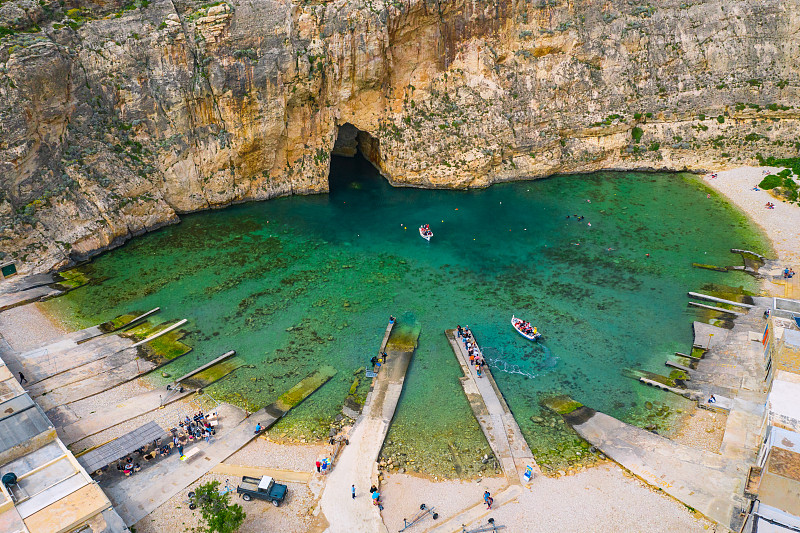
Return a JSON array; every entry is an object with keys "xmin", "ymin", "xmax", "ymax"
[{"xmin": 481, "ymin": 346, "xmax": 556, "ymax": 380}]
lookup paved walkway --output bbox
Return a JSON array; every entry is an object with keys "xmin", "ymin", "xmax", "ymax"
[
  {"xmin": 27, "ymin": 346, "xmax": 139, "ymax": 396},
  {"xmin": 446, "ymin": 329, "xmax": 538, "ymax": 484},
  {"xmin": 9, "ymin": 335, "xmax": 132, "ymax": 383},
  {"xmin": 210, "ymin": 463, "xmax": 312, "ymax": 484},
  {"xmin": 37, "ymin": 354, "xmax": 156, "ymax": 411},
  {"xmin": 563, "ymin": 406, "xmax": 748, "ymax": 531},
  {"xmin": 0, "ymin": 285, "xmax": 62, "ymax": 312},
  {"xmin": 56, "ymin": 386, "xmax": 195, "ymax": 445},
  {"xmin": 319, "ymin": 322, "xmax": 415, "ymax": 533}
]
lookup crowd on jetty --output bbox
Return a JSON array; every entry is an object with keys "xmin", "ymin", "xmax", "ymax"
[{"xmin": 456, "ymin": 325, "xmax": 488, "ymax": 378}]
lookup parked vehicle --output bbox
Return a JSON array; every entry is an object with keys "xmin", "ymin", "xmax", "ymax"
[{"xmin": 236, "ymin": 475, "xmax": 287, "ymax": 506}]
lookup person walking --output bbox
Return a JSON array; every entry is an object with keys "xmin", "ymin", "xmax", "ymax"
[
  {"xmin": 352, "ymin": 484, "xmax": 356, "ymax": 499},
  {"xmin": 483, "ymin": 490, "xmax": 492, "ymax": 508},
  {"xmin": 316, "ymin": 460, "xmax": 321, "ymax": 473},
  {"xmin": 18, "ymin": 372, "xmax": 27, "ymax": 384},
  {"xmin": 177, "ymin": 443, "xmax": 184, "ymax": 457}
]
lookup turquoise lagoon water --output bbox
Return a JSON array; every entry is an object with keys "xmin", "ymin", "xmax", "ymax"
[{"xmin": 44, "ymin": 155, "xmax": 768, "ymax": 476}]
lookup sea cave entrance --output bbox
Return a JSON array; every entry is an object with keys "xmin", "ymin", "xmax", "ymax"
[
  {"xmin": 332, "ymin": 123, "xmax": 380, "ymax": 162},
  {"xmin": 329, "ymin": 123, "xmax": 385, "ymax": 192}
]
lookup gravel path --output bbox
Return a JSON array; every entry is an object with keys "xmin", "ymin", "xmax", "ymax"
[
  {"xmin": 0, "ymin": 302, "xmax": 68, "ymax": 352},
  {"xmin": 380, "ymin": 473, "xmax": 507, "ymax": 532},
  {"xmin": 383, "ymin": 464, "xmax": 717, "ymax": 533},
  {"xmin": 672, "ymin": 407, "xmax": 726, "ymax": 454},
  {"xmin": 227, "ymin": 436, "xmax": 326, "ymax": 473}
]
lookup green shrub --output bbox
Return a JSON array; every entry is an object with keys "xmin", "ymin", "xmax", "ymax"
[
  {"xmin": 717, "ymin": 115, "xmax": 724, "ymax": 124},
  {"xmin": 759, "ymin": 175, "xmax": 782, "ymax": 189},
  {"xmin": 648, "ymin": 142, "xmax": 660, "ymax": 151},
  {"xmin": 190, "ymin": 481, "xmax": 245, "ymax": 533},
  {"xmin": 631, "ymin": 127, "xmax": 644, "ymax": 143}
]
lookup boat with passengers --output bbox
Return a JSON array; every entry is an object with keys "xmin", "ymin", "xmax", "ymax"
[
  {"xmin": 419, "ymin": 224, "xmax": 433, "ymax": 241},
  {"xmin": 511, "ymin": 315, "xmax": 541, "ymax": 341}
]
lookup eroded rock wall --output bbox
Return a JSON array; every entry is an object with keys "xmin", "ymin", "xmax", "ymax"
[{"xmin": 1, "ymin": 0, "xmax": 799, "ymax": 271}]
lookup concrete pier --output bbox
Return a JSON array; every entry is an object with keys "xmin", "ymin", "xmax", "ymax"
[
  {"xmin": 319, "ymin": 320, "xmax": 414, "ymax": 533},
  {"xmin": 445, "ymin": 329, "xmax": 538, "ymax": 484},
  {"xmin": 688, "ymin": 292, "xmax": 754, "ymax": 309},
  {"xmin": 665, "ymin": 360, "xmax": 692, "ymax": 373},
  {"xmin": 175, "ymin": 350, "xmax": 236, "ymax": 384},
  {"xmin": 559, "ymin": 404, "xmax": 749, "ymax": 531},
  {"xmin": 689, "ymin": 301, "xmax": 745, "ymax": 316}
]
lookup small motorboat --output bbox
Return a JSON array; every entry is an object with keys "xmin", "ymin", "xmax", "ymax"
[
  {"xmin": 419, "ymin": 225, "xmax": 433, "ymax": 241},
  {"xmin": 511, "ymin": 315, "xmax": 541, "ymax": 341}
]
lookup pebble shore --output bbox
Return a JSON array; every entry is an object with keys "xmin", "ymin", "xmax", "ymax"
[{"xmin": 381, "ymin": 464, "xmax": 715, "ymax": 532}]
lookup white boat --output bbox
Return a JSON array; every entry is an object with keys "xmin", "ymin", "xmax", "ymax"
[
  {"xmin": 419, "ymin": 225, "xmax": 433, "ymax": 241},
  {"xmin": 511, "ymin": 315, "xmax": 541, "ymax": 341}
]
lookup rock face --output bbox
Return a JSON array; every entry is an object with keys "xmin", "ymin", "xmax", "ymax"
[{"xmin": 1, "ymin": 0, "xmax": 799, "ymax": 272}]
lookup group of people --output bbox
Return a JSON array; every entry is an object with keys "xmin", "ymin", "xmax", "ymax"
[
  {"xmin": 517, "ymin": 320, "xmax": 538, "ymax": 338},
  {"xmin": 370, "ymin": 351, "xmax": 388, "ymax": 369},
  {"xmin": 420, "ymin": 224, "xmax": 432, "ymax": 237},
  {"xmin": 370, "ymin": 485, "xmax": 382, "ymax": 508},
  {"xmin": 116, "ymin": 456, "xmax": 141, "ymax": 476},
  {"xmin": 784, "ymin": 267, "xmax": 796, "ymax": 279},
  {"xmin": 178, "ymin": 410, "xmax": 215, "ymax": 444},
  {"xmin": 315, "ymin": 457, "xmax": 331, "ymax": 475},
  {"xmin": 765, "ymin": 201, "xmax": 776, "ymax": 209},
  {"xmin": 457, "ymin": 325, "xmax": 487, "ymax": 378}
]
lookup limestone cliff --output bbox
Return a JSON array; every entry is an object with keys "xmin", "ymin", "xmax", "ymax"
[{"xmin": 1, "ymin": 0, "xmax": 799, "ymax": 272}]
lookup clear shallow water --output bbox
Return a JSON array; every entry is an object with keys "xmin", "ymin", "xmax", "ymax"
[{"xmin": 45, "ymin": 155, "xmax": 768, "ymax": 476}]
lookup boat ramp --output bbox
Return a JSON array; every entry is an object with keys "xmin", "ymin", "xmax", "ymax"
[{"xmin": 445, "ymin": 328, "xmax": 538, "ymax": 484}]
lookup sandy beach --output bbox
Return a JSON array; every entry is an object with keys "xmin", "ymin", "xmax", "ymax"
[
  {"xmin": 701, "ymin": 166, "xmax": 800, "ymax": 267},
  {"xmin": 1, "ymin": 163, "xmax": 796, "ymax": 532}
]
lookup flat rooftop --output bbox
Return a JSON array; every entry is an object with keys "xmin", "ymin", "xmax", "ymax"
[
  {"xmin": 0, "ymin": 440, "xmax": 111, "ymax": 532},
  {"xmin": 0, "ymin": 394, "xmax": 52, "ymax": 456},
  {"xmin": 769, "ymin": 371, "xmax": 800, "ymax": 426}
]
